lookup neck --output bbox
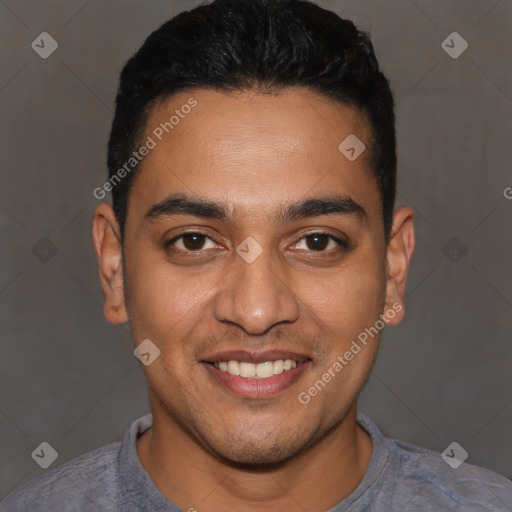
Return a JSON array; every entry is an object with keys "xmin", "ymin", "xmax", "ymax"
[{"xmin": 137, "ymin": 399, "xmax": 372, "ymax": 512}]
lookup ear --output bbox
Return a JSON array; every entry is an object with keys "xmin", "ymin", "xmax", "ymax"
[
  {"xmin": 91, "ymin": 203, "xmax": 128, "ymax": 324},
  {"xmin": 383, "ymin": 206, "xmax": 415, "ymax": 326}
]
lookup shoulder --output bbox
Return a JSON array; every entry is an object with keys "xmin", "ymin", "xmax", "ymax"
[
  {"xmin": 0, "ymin": 441, "xmax": 122, "ymax": 512},
  {"xmin": 389, "ymin": 438, "xmax": 512, "ymax": 510}
]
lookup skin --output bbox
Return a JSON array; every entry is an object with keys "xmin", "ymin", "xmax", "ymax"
[{"xmin": 92, "ymin": 88, "xmax": 415, "ymax": 512}]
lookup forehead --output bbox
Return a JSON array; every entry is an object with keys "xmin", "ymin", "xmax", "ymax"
[{"xmin": 128, "ymin": 88, "xmax": 380, "ymax": 224}]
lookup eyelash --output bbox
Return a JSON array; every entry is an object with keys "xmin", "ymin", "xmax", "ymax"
[{"xmin": 164, "ymin": 231, "xmax": 349, "ymax": 254}]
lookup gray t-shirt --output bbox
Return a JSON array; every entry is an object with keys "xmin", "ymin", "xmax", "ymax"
[{"xmin": 2, "ymin": 413, "xmax": 511, "ymax": 511}]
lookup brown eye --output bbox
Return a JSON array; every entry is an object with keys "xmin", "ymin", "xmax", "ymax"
[
  {"xmin": 165, "ymin": 232, "xmax": 218, "ymax": 252},
  {"xmin": 181, "ymin": 233, "xmax": 207, "ymax": 250},
  {"xmin": 291, "ymin": 232, "xmax": 349, "ymax": 253},
  {"xmin": 305, "ymin": 233, "xmax": 330, "ymax": 251}
]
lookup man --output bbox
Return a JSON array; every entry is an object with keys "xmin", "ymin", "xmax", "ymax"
[{"xmin": 3, "ymin": 0, "xmax": 512, "ymax": 510}]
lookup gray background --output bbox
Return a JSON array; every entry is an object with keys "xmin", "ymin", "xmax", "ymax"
[{"xmin": 1, "ymin": 0, "xmax": 511, "ymax": 500}]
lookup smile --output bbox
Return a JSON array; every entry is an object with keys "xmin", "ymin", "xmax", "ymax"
[
  {"xmin": 202, "ymin": 359, "xmax": 312, "ymax": 398},
  {"xmin": 207, "ymin": 359, "xmax": 307, "ymax": 379}
]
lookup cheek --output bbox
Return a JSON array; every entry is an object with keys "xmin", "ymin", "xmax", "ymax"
[
  {"xmin": 125, "ymin": 250, "xmax": 217, "ymax": 347},
  {"xmin": 295, "ymin": 261, "xmax": 385, "ymax": 413},
  {"xmin": 295, "ymin": 258, "xmax": 385, "ymax": 338}
]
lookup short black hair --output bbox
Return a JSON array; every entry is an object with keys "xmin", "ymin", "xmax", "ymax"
[{"xmin": 107, "ymin": 0, "xmax": 396, "ymax": 242}]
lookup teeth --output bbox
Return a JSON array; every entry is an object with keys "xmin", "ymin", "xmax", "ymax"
[
  {"xmin": 273, "ymin": 360, "xmax": 284, "ymax": 374},
  {"xmin": 240, "ymin": 362, "xmax": 256, "ymax": 378},
  {"xmin": 256, "ymin": 361, "xmax": 274, "ymax": 378},
  {"xmin": 227, "ymin": 360, "xmax": 240, "ymax": 376},
  {"xmin": 214, "ymin": 359, "xmax": 303, "ymax": 379}
]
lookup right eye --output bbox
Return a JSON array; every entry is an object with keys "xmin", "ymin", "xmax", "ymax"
[{"xmin": 164, "ymin": 232, "xmax": 219, "ymax": 253}]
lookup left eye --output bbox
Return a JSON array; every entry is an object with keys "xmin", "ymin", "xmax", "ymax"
[
  {"xmin": 292, "ymin": 233, "xmax": 345, "ymax": 252},
  {"xmin": 167, "ymin": 232, "xmax": 218, "ymax": 251}
]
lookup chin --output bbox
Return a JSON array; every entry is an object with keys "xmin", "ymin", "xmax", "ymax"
[{"xmin": 202, "ymin": 429, "xmax": 309, "ymax": 469}]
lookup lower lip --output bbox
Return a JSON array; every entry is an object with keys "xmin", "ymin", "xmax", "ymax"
[{"xmin": 201, "ymin": 361, "xmax": 311, "ymax": 399}]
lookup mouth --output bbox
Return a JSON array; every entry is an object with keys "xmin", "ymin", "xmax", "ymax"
[
  {"xmin": 200, "ymin": 350, "xmax": 312, "ymax": 399},
  {"xmin": 204, "ymin": 358, "xmax": 309, "ymax": 378}
]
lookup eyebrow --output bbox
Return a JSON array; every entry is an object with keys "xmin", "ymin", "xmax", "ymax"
[
  {"xmin": 278, "ymin": 196, "xmax": 366, "ymax": 223},
  {"xmin": 144, "ymin": 193, "xmax": 366, "ymax": 223}
]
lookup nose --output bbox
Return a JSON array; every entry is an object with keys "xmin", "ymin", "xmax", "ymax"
[{"xmin": 212, "ymin": 245, "xmax": 300, "ymax": 335}]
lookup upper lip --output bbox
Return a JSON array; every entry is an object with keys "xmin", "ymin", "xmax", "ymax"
[{"xmin": 201, "ymin": 349, "xmax": 312, "ymax": 364}]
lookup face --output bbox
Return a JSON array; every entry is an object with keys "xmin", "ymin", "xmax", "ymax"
[{"xmin": 93, "ymin": 88, "xmax": 414, "ymax": 466}]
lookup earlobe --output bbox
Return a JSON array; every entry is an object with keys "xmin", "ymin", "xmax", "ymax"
[
  {"xmin": 91, "ymin": 203, "xmax": 128, "ymax": 324},
  {"xmin": 383, "ymin": 207, "xmax": 415, "ymax": 326}
]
